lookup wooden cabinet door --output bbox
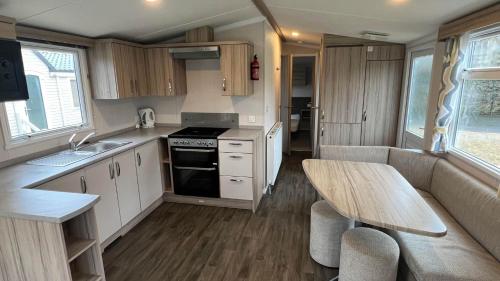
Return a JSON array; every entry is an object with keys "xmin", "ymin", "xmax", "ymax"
[
  {"xmin": 112, "ymin": 43, "xmax": 135, "ymax": 98},
  {"xmin": 362, "ymin": 60, "xmax": 404, "ymax": 146},
  {"xmin": 220, "ymin": 44, "xmax": 253, "ymax": 96},
  {"xmin": 320, "ymin": 122, "xmax": 361, "ymax": 146},
  {"xmin": 146, "ymin": 48, "xmax": 168, "ymax": 96},
  {"xmin": 36, "ymin": 170, "xmax": 84, "ymax": 193},
  {"xmin": 134, "ymin": 47, "xmax": 148, "ymax": 97},
  {"xmin": 84, "ymin": 159, "xmax": 122, "ymax": 243},
  {"xmin": 321, "ymin": 47, "xmax": 366, "ymax": 123},
  {"xmin": 135, "ymin": 141, "xmax": 163, "ymax": 210},
  {"xmin": 113, "ymin": 150, "xmax": 142, "ymax": 226}
]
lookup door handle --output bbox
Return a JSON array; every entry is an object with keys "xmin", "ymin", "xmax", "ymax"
[
  {"xmin": 115, "ymin": 162, "xmax": 121, "ymax": 177},
  {"xmin": 109, "ymin": 163, "xmax": 115, "ymax": 180},
  {"xmin": 80, "ymin": 176, "xmax": 87, "ymax": 194},
  {"xmin": 174, "ymin": 166, "xmax": 216, "ymax": 171},
  {"xmin": 137, "ymin": 152, "xmax": 142, "ymax": 166},
  {"xmin": 172, "ymin": 148, "xmax": 215, "ymax": 153}
]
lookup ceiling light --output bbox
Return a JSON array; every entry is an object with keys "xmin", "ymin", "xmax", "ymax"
[
  {"xmin": 389, "ymin": 0, "xmax": 408, "ymax": 5},
  {"xmin": 145, "ymin": 0, "xmax": 158, "ymax": 3},
  {"xmin": 291, "ymin": 32, "xmax": 300, "ymax": 37}
]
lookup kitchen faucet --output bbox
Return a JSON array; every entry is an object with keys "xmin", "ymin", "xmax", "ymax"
[{"xmin": 69, "ymin": 132, "xmax": 95, "ymax": 151}]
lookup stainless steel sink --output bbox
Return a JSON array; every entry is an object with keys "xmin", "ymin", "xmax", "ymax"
[{"xmin": 27, "ymin": 140, "xmax": 131, "ymax": 167}]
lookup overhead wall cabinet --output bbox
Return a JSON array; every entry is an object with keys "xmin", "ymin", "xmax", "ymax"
[
  {"xmin": 88, "ymin": 40, "xmax": 148, "ymax": 99},
  {"xmin": 320, "ymin": 45, "xmax": 404, "ymax": 146},
  {"xmin": 145, "ymin": 47, "xmax": 187, "ymax": 96},
  {"xmin": 220, "ymin": 43, "xmax": 254, "ymax": 96}
]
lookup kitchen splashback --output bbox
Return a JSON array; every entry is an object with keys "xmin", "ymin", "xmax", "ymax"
[{"xmin": 181, "ymin": 112, "xmax": 239, "ymax": 128}]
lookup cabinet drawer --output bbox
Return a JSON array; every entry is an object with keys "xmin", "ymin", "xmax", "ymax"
[
  {"xmin": 220, "ymin": 176, "xmax": 253, "ymax": 200},
  {"xmin": 219, "ymin": 140, "xmax": 253, "ymax": 153},
  {"xmin": 219, "ymin": 153, "xmax": 253, "ymax": 177}
]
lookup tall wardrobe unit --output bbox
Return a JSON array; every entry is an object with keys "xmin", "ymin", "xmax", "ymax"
[{"xmin": 319, "ymin": 45, "xmax": 404, "ymax": 146}]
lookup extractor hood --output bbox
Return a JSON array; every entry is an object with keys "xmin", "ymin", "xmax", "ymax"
[{"xmin": 169, "ymin": 46, "xmax": 220, "ymax": 59}]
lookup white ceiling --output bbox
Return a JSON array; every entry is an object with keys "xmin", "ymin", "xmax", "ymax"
[
  {"xmin": 0, "ymin": 0, "xmax": 496, "ymax": 43},
  {"xmin": 267, "ymin": 0, "xmax": 498, "ymax": 44}
]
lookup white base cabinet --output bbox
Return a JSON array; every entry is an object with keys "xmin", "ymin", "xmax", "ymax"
[
  {"xmin": 84, "ymin": 158, "xmax": 123, "ymax": 243},
  {"xmin": 136, "ymin": 141, "xmax": 163, "ymax": 210},
  {"xmin": 36, "ymin": 140, "xmax": 163, "ymax": 246},
  {"xmin": 220, "ymin": 176, "xmax": 253, "ymax": 200},
  {"xmin": 218, "ymin": 140, "xmax": 255, "ymax": 202}
]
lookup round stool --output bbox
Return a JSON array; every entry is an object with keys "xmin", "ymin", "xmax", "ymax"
[
  {"xmin": 339, "ymin": 227, "xmax": 400, "ymax": 281},
  {"xmin": 310, "ymin": 200, "xmax": 354, "ymax": 267}
]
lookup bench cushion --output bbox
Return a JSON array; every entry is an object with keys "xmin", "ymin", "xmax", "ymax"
[
  {"xmin": 430, "ymin": 160, "xmax": 500, "ymax": 261},
  {"xmin": 389, "ymin": 194, "xmax": 500, "ymax": 281},
  {"xmin": 388, "ymin": 148, "xmax": 439, "ymax": 192},
  {"xmin": 320, "ymin": 145, "xmax": 389, "ymax": 163}
]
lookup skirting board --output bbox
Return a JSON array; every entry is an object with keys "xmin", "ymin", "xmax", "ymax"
[
  {"xmin": 163, "ymin": 192, "xmax": 253, "ymax": 211},
  {"xmin": 100, "ymin": 197, "xmax": 163, "ymax": 251}
]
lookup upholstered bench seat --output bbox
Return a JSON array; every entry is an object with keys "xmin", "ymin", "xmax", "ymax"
[{"xmin": 389, "ymin": 195, "xmax": 500, "ymax": 281}]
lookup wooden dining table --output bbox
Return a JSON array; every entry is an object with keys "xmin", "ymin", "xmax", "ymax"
[{"xmin": 302, "ymin": 159, "xmax": 447, "ymax": 237}]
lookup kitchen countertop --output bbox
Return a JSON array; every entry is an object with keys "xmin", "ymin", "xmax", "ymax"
[
  {"xmin": 0, "ymin": 188, "xmax": 100, "ymax": 223},
  {"xmin": 0, "ymin": 126, "xmax": 263, "ymax": 192},
  {"xmin": 0, "ymin": 125, "xmax": 262, "ymax": 222},
  {"xmin": 218, "ymin": 128, "xmax": 262, "ymax": 141}
]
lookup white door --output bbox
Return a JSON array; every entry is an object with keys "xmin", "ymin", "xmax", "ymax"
[
  {"xmin": 36, "ymin": 170, "xmax": 85, "ymax": 193},
  {"xmin": 135, "ymin": 141, "xmax": 163, "ymax": 210},
  {"xmin": 401, "ymin": 49, "xmax": 434, "ymax": 149},
  {"xmin": 84, "ymin": 158, "xmax": 122, "ymax": 243},
  {"xmin": 113, "ymin": 150, "xmax": 141, "ymax": 226}
]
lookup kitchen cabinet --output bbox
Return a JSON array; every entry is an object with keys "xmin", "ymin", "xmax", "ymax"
[
  {"xmin": 218, "ymin": 140, "xmax": 254, "ymax": 201},
  {"xmin": 113, "ymin": 150, "xmax": 142, "ymax": 226},
  {"xmin": 84, "ymin": 158, "xmax": 122, "ymax": 243},
  {"xmin": 220, "ymin": 43, "xmax": 254, "ymax": 96},
  {"xmin": 145, "ymin": 48, "xmax": 187, "ymax": 96},
  {"xmin": 37, "ymin": 170, "xmax": 84, "ymax": 193},
  {"xmin": 135, "ymin": 141, "xmax": 163, "ymax": 210},
  {"xmin": 88, "ymin": 40, "xmax": 147, "ymax": 99}
]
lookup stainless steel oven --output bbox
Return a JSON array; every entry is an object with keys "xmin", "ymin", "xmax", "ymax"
[{"xmin": 169, "ymin": 135, "xmax": 223, "ymax": 198}]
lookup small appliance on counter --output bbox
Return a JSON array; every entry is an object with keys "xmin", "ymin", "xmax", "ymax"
[{"xmin": 138, "ymin": 108, "xmax": 155, "ymax": 128}]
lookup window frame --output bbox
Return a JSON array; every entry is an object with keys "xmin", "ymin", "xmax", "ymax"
[
  {"xmin": 0, "ymin": 41, "xmax": 94, "ymax": 149},
  {"xmin": 448, "ymin": 26, "xmax": 500, "ymax": 176}
]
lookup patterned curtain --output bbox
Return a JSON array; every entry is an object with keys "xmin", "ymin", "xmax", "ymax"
[{"xmin": 429, "ymin": 36, "xmax": 466, "ymax": 152}]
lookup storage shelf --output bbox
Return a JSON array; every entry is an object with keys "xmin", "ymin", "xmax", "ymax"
[
  {"xmin": 72, "ymin": 272, "xmax": 102, "ymax": 281},
  {"xmin": 66, "ymin": 238, "xmax": 96, "ymax": 262}
]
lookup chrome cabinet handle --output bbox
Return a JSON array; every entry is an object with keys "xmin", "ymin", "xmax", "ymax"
[
  {"xmin": 321, "ymin": 109, "xmax": 325, "ymax": 120},
  {"xmin": 362, "ymin": 110, "xmax": 367, "ymax": 121},
  {"xmin": 109, "ymin": 163, "xmax": 115, "ymax": 180},
  {"xmin": 80, "ymin": 176, "xmax": 87, "ymax": 194},
  {"xmin": 321, "ymin": 127, "xmax": 324, "ymax": 137},
  {"xmin": 229, "ymin": 142, "xmax": 242, "ymax": 146},
  {"xmin": 230, "ymin": 179, "xmax": 243, "ymax": 182},
  {"xmin": 115, "ymin": 162, "xmax": 121, "ymax": 177},
  {"xmin": 229, "ymin": 155, "xmax": 243, "ymax": 159},
  {"xmin": 137, "ymin": 152, "xmax": 142, "ymax": 166},
  {"xmin": 168, "ymin": 80, "xmax": 172, "ymax": 95},
  {"xmin": 222, "ymin": 77, "xmax": 226, "ymax": 91},
  {"xmin": 174, "ymin": 166, "xmax": 216, "ymax": 171}
]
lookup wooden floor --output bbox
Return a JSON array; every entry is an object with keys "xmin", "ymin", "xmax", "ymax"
[{"xmin": 103, "ymin": 152, "xmax": 337, "ymax": 281}]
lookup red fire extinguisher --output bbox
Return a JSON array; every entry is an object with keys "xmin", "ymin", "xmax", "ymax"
[{"xmin": 251, "ymin": 55, "xmax": 259, "ymax": 80}]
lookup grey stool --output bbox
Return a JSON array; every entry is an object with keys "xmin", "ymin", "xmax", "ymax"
[
  {"xmin": 310, "ymin": 200, "xmax": 354, "ymax": 267},
  {"xmin": 339, "ymin": 227, "xmax": 400, "ymax": 281}
]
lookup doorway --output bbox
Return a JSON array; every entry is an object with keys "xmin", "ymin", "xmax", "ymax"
[{"xmin": 280, "ymin": 55, "xmax": 318, "ymax": 156}]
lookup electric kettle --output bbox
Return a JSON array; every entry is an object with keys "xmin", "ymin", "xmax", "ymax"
[{"xmin": 138, "ymin": 108, "xmax": 155, "ymax": 128}]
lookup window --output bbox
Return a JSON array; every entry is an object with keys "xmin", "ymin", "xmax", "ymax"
[
  {"xmin": 451, "ymin": 27, "xmax": 500, "ymax": 170},
  {"xmin": 2, "ymin": 42, "xmax": 90, "ymax": 143},
  {"xmin": 405, "ymin": 50, "xmax": 434, "ymax": 138}
]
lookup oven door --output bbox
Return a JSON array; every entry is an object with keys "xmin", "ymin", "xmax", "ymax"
[{"xmin": 170, "ymin": 146, "xmax": 220, "ymax": 198}]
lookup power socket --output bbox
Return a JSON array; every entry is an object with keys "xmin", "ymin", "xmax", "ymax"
[{"xmin": 248, "ymin": 115, "xmax": 256, "ymax": 123}]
